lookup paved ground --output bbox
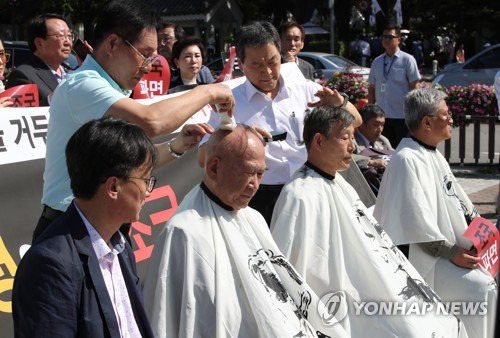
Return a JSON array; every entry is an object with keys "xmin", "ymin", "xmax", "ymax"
[{"xmin": 452, "ymin": 165, "xmax": 499, "ymax": 224}]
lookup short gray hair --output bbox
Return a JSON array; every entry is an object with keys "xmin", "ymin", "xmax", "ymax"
[
  {"xmin": 235, "ymin": 21, "xmax": 281, "ymax": 63},
  {"xmin": 303, "ymin": 106, "xmax": 355, "ymax": 151},
  {"xmin": 404, "ymin": 88, "xmax": 448, "ymax": 132}
]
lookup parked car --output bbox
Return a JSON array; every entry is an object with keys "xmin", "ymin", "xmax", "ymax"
[
  {"xmin": 298, "ymin": 51, "xmax": 370, "ymax": 81},
  {"xmin": 3, "ymin": 40, "xmax": 79, "ymax": 71},
  {"xmin": 432, "ymin": 43, "xmax": 500, "ymax": 87}
]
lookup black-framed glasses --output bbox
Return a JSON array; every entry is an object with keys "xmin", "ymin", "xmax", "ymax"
[
  {"xmin": 46, "ymin": 32, "xmax": 74, "ymax": 42},
  {"xmin": 381, "ymin": 34, "xmax": 399, "ymax": 40},
  {"xmin": 0, "ymin": 50, "xmax": 11, "ymax": 63},
  {"xmin": 117, "ymin": 34, "xmax": 158, "ymax": 69},
  {"xmin": 125, "ymin": 176, "xmax": 157, "ymax": 193}
]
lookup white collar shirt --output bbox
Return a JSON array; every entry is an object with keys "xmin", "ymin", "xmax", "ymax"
[
  {"xmin": 202, "ymin": 75, "xmax": 321, "ymax": 184},
  {"xmin": 76, "ymin": 204, "xmax": 142, "ymax": 338}
]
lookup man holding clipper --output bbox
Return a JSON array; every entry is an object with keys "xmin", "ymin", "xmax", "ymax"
[{"xmin": 198, "ymin": 21, "xmax": 361, "ymax": 225}]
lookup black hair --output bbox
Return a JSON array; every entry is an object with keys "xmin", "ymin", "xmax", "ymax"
[
  {"xmin": 278, "ymin": 21, "xmax": 305, "ymax": 42},
  {"xmin": 359, "ymin": 104, "xmax": 386, "ymax": 124},
  {"xmin": 27, "ymin": 13, "xmax": 70, "ymax": 52},
  {"xmin": 66, "ymin": 116, "xmax": 157, "ymax": 199},
  {"xmin": 171, "ymin": 36, "xmax": 205, "ymax": 63},
  {"xmin": 235, "ymin": 21, "xmax": 281, "ymax": 63},
  {"xmin": 92, "ymin": 0, "xmax": 157, "ymax": 48}
]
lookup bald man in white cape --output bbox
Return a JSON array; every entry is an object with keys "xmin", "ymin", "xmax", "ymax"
[
  {"xmin": 271, "ymin": 106, "xmax": 468, "ymax": 337},
  {"xmin": 143, "ymin": 125, "xmax": 347, "ymax": 338},
  {"xmin": 374, "ymin": 89, "xmax": 497, "ymax": 338}
]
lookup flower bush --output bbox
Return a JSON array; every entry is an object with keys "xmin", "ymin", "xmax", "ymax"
[
  {"xmin": 436, "ymin": 84, "xmax": 498, "ymax": 127},
  {"xmin": 324, "ymin": 70, "xmax": 368, "ymax": 106}
]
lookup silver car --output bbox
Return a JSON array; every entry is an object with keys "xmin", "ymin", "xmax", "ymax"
[
  {"xmin": 432, "ymin": 43, "xmax": 500, "ymax": 87},
  {"xmin": 298, "ymin": 51, "xmax": 370, "ymax": 81}
]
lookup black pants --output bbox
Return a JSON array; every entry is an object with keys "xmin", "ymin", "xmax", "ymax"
[
  {"xmin": 248, "ymin": 184, "xmax": 284, "ymax": 227},
  {"xmin": 33, "ymin": 205, "xmax": 132, "ymax": 245},
  {"xmin": 382, "ymin": 118, "xmax": 409, "ymax": 149}
]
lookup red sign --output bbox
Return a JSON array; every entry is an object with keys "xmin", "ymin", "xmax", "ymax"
[
  {"xmin": 464, "ymin": 217, "xmax": 499, "ymax": 277},
  {"xmin": 215, "ymin": 46, "xmax": 237, "ymax": 83},
  {"xmin": 132, "ymin": 55, "xmax": 171, "ymax": 99},
  {"xmin": 0, "ymin": 84, "xmax": 39, "ymax": 107}
]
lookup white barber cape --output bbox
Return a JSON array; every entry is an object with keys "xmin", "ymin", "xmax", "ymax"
[
  {"xmin": 374, "ymin": 137, "xmax": 497, "ymax": 338},
  {"xmin": 271, "ymin": 162, "xmax": 467, "ymax": 338},
  {"xmin": 143, "ymin": 183, "xmax": 348, "ymax": 338}
]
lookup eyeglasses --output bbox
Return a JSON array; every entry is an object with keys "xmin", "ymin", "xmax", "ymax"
[
  {"xmin": 118, "ymin": 34, "xmax": 158, "ymax": 69},
  {"xmin": 381, "ymin": 34, "xmax": 399, "ymax": 40},
  {"xmin": 0, "ymin": 50, "xmax": 11, "ymax": 63},
  {"xmin": 125, "ymin": 176, "xmax": 157, "ymax": 193},
  {"xmin": 427, "ymin": 111, "xmax": 453, "ymax": 121},
  {"xmin": 46, "ymin": 32, "xmax": 74, "ymax": 42},
  {"xmin": 158, "ymin": 35, "xmax": 176, "ymax": 44}
]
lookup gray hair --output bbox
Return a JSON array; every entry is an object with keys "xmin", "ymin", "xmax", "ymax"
[
  {"xmin": 303, "ymin": 106, "xmax": 355, "ymax": 151},
  {"xmin": 235, "ymin": 21, "xmax": 281, "ymax": 63},
  {"xmin": 404, "ymin": 88, "xmax": 448, "ymax": 132}
]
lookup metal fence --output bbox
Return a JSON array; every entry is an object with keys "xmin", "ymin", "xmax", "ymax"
[{"xmin": 443, "ymin": 115, "xmax": 500, "ymax": 165}]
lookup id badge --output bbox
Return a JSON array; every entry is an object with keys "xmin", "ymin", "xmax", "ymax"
[{"xmin": 381, "ymin": 83, "xmax": 386, "ymax": 92}]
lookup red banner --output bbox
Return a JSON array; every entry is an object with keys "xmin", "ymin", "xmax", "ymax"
[
  {"xmin": 464, "ymin": 217, "xmax": 499, "ymax": 277},
  {"xmin": 215, "ymin": 46, "xmax": 237, "ymax": 83},
  {"xmin": 132, "ymin": 55, "xmax": 171, "ymax": 99},
  {"xmin": 0, "ymin": 84, "xmax": 39, "ymax": 107}
]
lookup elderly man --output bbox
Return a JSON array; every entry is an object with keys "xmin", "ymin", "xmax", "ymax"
[
  {"xmin": 368, "ymin": 26, "xmax": 421, "ymax": 147},
  {"xmin": 35, "ymin": 0, "xmax": 234, "ymax": 241},
  {"xmin": 352, "ymin": 104, "xmax": 393, "ymax": 194},
  {"xmin": 374, "ymin": 89, "xmax": 497, "ymax": 338},
  {"xmin": 199, "ymin": 21, "xmax": 361, "ymax": 224},
  {"xmin": 6, "ymin": 13, "xmax": 73, "ymax": 106},
  {"xmin": 143, "ymin": 125, "xmax": 347, "ymax": 338},
  {"xmin": 271, "ymin": 106, "xmax": 467, "ymax": 337},
  {"xmin": 13, "ymin": 117, "xmax": 155, "ymax": 337},
  {"xmin": 279, "ymin": 21, "xmax": 315, "ymax": 80}
]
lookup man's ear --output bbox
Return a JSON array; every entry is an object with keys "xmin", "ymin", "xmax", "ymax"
[
  {"xmin": 205, "ymin": 156, "xmax": 220, "ymax": 180},
  {"xmin": 34, "ymin": 37, "xmax": 44, "ymax": 50},
  {"xmin": 105, "ymin": 176, "xmax": 120, "ymax": 198},
  {"xmin": 311, "ymin": 132, "xmax": 323, "ymax": 152},
  {"xmin": 105, "ymin": 33, "xmax": 120, "ymax": 55}
]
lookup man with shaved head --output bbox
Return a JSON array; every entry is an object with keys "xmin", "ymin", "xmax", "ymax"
[{"xmin": 143, "ymin": 125, "xmax": 347, "ymax": 338}]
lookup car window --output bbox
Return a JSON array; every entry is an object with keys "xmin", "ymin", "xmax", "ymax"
[
  {"xmin": 324, "ymin": 55, "xmax": 352, "ymax": 68},
  {"xmin": 464, "ymin": 47, "xmax": 500, "ymax": 70},
  {"xmin": 300, "ymin": 56, "xmax": 324, "ymax": 69}
]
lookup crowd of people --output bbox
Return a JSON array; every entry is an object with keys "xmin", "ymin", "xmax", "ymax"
[{"xmin": 4, "ymin": 0, "xmax": 498, "ymax": 337}]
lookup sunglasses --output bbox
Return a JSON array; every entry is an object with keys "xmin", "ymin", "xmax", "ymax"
[{"xmin": 382, "ymin": 34, "xmax": 399, "ymax": 40}]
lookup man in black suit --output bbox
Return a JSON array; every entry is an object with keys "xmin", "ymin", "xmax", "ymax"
[
  {"xmin": 12, "ymin": 117, "xmax": 155, "ymax": 337},
  {"xmin": 6, "ymin": 13, "xmax": 73, "ymax": 106},
  {"xmin": 279, "ymin": 21, "xmax": 315, "ymax": 80}
]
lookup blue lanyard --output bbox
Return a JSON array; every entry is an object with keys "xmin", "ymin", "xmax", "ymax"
[{"xmin": 383, "ymin": 54, "xmax": 396, "ymax": 80}]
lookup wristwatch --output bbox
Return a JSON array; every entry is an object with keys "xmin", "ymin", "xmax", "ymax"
[{"xmin": 337, "ymin": 92, "xmax": 349, "ymax": 108}]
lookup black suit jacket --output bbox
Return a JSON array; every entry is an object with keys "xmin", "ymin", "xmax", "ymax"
[
  {"xmin": 12, "ymin": 202, "xmax": 154, "ymax": 338},
  {"xmin": 6, "ymin": 55, "xmax": 63, "ymax": 106}
]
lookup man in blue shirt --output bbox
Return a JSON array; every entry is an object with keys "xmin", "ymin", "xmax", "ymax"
[
  {"xmin": 368, "ymin": 26, "xmax": 420, "ymax": 147},
  {"xmin": 35, "ymin": 0, "xmax": 234, "ymax": 241}
]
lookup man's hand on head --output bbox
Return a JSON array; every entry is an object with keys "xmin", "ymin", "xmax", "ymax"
[
  {"xmin": 172, "ymin": 123, "xmax": 215, "ymax": 154},
  {"xmin": 308, "ymin": 87, "xmax": 343, "ymax": 108}
]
